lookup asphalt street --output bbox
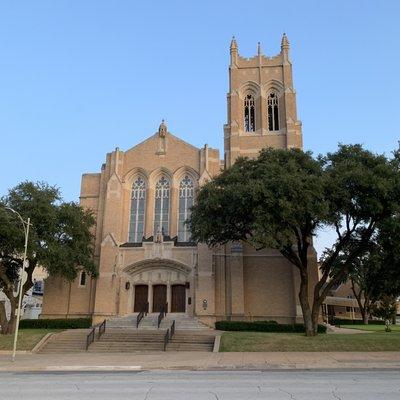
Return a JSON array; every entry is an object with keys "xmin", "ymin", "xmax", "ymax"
[{"xmin": 0, "ymin": 370, "xmax": 399, "ymax": 399}]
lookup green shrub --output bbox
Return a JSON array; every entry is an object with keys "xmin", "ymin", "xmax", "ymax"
[
  {"xmin": 215, "ymin": 320, "xmax": 327, "ymax": 334},
  {"xmin": 19, "ymin": 318, "xmax": 92, "ymax": 329},
  {"xmin": 332, "ymin": 318, "xmax": 384, "ymax": 326}
]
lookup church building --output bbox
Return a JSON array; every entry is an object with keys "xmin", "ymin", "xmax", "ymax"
[{"xmin": 42, "ymin": 35, "xmax": 318, "ymax": 326}]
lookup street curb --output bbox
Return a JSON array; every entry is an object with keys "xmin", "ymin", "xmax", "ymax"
[
  {"xmin": 1, "ymin": 366, "xmax": 400, "ymax": 373},
  {"xmin": 45, "ymin": 365, "xmax": 142, "ymax": 372},
  {"xmin": 0, "ymin": 351, "xmax": 29, "ymax": 355}
]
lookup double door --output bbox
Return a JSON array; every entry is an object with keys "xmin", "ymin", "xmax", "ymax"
[{"xmin": 134, "ymin": 284, "xmax": 186, "ymax": 313}]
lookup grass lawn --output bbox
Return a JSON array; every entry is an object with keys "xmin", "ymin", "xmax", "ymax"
[
  {"xmin": 339, "ymin": 324, "xmax": 400, "ymax": 332},
  {"xmin": 219, "ymin": 331, "xmax": 400, "ymax": 352},
  {"xmin": 0, "ymin": 329, "xmax": 62, "ymax": 351}
]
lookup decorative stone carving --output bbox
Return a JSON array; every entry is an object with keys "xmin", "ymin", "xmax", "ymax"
[{"xmin": 156, "ymin": 119, "xmax": 167, "ymax": 155}]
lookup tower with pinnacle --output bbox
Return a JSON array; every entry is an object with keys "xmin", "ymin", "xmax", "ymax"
[{"xmin": 224, "ymin": 34, "xmax": 303, "ymax": 167}]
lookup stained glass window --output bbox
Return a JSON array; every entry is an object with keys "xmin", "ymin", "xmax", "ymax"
[
  {"xmin": 154, "ymin": 176, "xmax": 170, "ymax": 236},
  {"xmin": 244, "ymin": 94, "xmax": 256, "ymax": 132},
  {"xmin": 129, "ymin": 177, "xmax": 146, "ymax": 242},
  {"xmin": 178, "ymin": 175, "xmax": 194, "ymax": 242},
  {"xmin": 267, "ymin": 92, "xmax": 279, "ymax": 131}
]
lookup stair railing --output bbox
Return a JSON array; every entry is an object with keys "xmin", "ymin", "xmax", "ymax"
[
  {"xmin": 136, "ymin": 302, "xmax": 149, "ymax": 328},
  {"xmin": 163, "ymin": 328, "xmax": 170, "ymax": 351},
  {"xmin": 169, "ymin": 320, "xmax": 175, "ymax": 340},
  {"xmin": 136, "ymin": 310, "xmax": 144, "ymax": 328},
  {"xmin": 157, "ymin": 305, "xmax": 167, "ymax": 329},
  {"xmin": 98, "ymin": 319, "xmax": 106, "ymax": 339},
  {"xmin": 86, "ymin": 327, "xmax": 95, "ymax": 351}
]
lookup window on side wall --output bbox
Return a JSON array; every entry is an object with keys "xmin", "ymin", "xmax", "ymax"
[{"xmin": 79, "ymin": 271, "xmax": 87, "ymax": 287}]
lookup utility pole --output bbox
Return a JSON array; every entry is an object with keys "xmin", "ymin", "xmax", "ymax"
[{"xmin": 5, "ymin": 207, "xmax": 31, "ymax": 362}]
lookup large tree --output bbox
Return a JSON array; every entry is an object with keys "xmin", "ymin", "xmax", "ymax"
[
  {"xmin": 189, "ymin": 145, "xmax": 400, "ymax": 336},
  {"xmin": 0, "ymin": 182, "xmax": 96, "ymax": 334},
  {"xmin": 348, "ymin": 214, "xmax": 400, "ymax": 324}
]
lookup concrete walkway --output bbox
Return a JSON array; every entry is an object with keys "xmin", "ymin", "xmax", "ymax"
[
  {"xmin": 1, "ymin": 351, "xmax": 400, "ymax": 372},
  {"xmin": 326, "ymin": 325, "xmax": 372, "ymax": 334}
]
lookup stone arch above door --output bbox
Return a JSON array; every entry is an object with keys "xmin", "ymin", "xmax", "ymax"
[
  {"xmin": 124, "ymin": 258, "xmax": 192, "ymax": 314},
  {"xmin": 123, "ymin": 258, "xmax": 191, "ymax": 285}
]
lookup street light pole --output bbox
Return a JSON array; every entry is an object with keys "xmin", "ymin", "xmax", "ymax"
[{"xmin": 4, "ymin": 207, "xmax": 31, "ymax": 362}]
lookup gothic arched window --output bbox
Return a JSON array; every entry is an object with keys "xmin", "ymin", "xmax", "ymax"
[
  {"xmin": 178, "ymin": 175, "xmax": 194, "ymax": 242},
  {"xmin": 154, "ymin": 176, "xmax": 170, "ymax": 236},
  {"xmin": 129, "ymin": 177, "xmax": 146, "ymax": 242},
  {"xmin": 244, "ymin": 94, "xmax": 255, "ymax": 132},
  {"xmin": 267, "ymin": 92, "xmax": 279, "ymax": 131}
]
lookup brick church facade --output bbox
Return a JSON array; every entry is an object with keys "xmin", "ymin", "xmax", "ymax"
[{"xmin": 42, "ymin": 35, "xmax": 319, "ymax": 325}]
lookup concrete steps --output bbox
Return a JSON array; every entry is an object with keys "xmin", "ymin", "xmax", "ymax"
[
  {"xmin": 37, "ymin": 329, "xmax": 89, "ymax": 354},
  {"xmin": 89, "ymin": 329, "xmax": 167, "ymax": 352},
  {"xmin": 161, "ymin": 314, "xmax": 210, "ymax": 331},
  {"xmin": 98, "ymin": 330, "xmax": 165, "ymax": 342},
  {"xmin": 166, "ymin": 332, "xmax": 215, "ymax": 352},
  {"xmin": 105, "ymin": 313, "xmax": 210, "ymax": 331},
  {"xmin": 89, "ymin": 329, "xmax": 216, "ymax": 353},
  {"xmin": 37, "ymin": 314, "xmax": 215, "ymax": 354}
]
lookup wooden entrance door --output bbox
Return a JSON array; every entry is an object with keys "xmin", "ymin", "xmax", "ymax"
[
  {"xmin": 171, "ymin": 284, "xmax": 186, "ymax": 313},
  {"xmin": 134, "ymin": 285, "xmax": 148, "ymax": 312},
  {"xmin": 152, "ymin": 285, "xmax": 167, "ymax": 312}
]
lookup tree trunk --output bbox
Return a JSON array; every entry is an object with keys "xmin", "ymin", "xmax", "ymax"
[
  {"xmin": 357, "ymin": 300, "xmax": 368, "ymax": 324},
  {"xmin": 0, "ymin": 301, "xmax": 9, "ymax": 335},
  {"xmin": 351, "ymin": 281, "xmax": 368, "ymax": 325},
  {"xmin": 6, "ymin": 314, "xmax": 16, "ymax": 335},
  {"xmin": 298, "ymin": 275, "xmax": 317, "ymax": 336},
  {"xmin": 362, "ymin": 311, "xmax": 368, "ymax": 325},
  {"xmin": 311, "ymin": 305, "xmax": 321, "ymax": 335},
  {"xmin": 4, "ymin": 300, "xmax": 17, "ymax": 335},
  {"xmin": 362, "ymin": 297, "xmax": 370, "ymax": 325},
  {"xmin": 0, "ymin": 297, "xmax": 17, "ymax": 335}
]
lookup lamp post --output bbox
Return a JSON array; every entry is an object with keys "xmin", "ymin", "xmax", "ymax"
[{"xmin": 4, "ymin": 207, "xmax": 31, "ymax": 362}]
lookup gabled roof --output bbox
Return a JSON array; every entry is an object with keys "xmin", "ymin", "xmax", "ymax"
[{"xmin": 124, "ymin": 130, "xmax": 200, "ymax": 154}]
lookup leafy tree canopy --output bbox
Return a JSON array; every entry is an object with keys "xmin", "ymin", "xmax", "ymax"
[
  {"xmin": 347, "ymin": 214, "xmax": 400, "ymax": 323},
  {"xmin": 189, "ymin": 144, "xmax": 400, "ymax": 335},
  {"xmin": 0, "ymin": 181, "xmax": 96, "ymax": 334}
]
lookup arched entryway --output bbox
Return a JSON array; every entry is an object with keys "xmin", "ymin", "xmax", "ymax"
[{"xmin": 125, "ymin": 258, "xmax": 192, "ymax": 315}]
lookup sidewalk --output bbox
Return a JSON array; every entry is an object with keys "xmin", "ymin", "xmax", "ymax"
[{"xmin": 1, "ymin": 351, "xmax": 400, "ymax": 372}]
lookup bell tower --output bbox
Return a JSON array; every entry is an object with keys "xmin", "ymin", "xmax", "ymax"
[{"xmin": 224, "ymin": 34, "xmax": 303, "ymax": 167}]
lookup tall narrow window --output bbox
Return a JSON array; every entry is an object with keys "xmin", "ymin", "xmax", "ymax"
[
  {"xmin": 267, "ymin": 92, "xmax": 279, "ymax": 131},
  {"xmin": 79, "ymin": 271, "xmax": 86, "ymax": 287},
  {"xmin": 178, "ymin": 175, "xmax": 194, "ymax": 242},
  {"xmin": 129, "ymin": 177, "xmax": 146, "ymax": 242},
  {"xmin": 244, "ymin": 94, "xmax": 255, "ymax": 132},
  {"xmin": 154, "ymin": 176, "xmax": 170, "ymax": 236}
]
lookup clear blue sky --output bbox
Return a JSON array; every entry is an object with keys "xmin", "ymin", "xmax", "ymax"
[{"xmin": 1, "ymin": 1, "xmax": 399, "ymax": 255}]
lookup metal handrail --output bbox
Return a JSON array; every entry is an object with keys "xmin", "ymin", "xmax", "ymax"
[
  {"xmin": 157, "ymin": 305, "xmax": 167, "ymax": 329},
  {"xmin": 86, "ymin": 327, "xmax": 95, "ymax": 351},
  {"xmin": 136, "ymin": 310, "xmax": 144, "ymax": 328},
  {"xmin": 169, "ymin": 320, "xmax": 175, "ymax": 340},
  {"xmin": 163, "ymin": 328, "xmax": 170, "ymax": 351},
  {"xmin": 136, "ymin": 302, "xmax": 149, "ymax": 328},
  {"xmin": 157, "ymin": 310, "xmax": 164, "ymax": 329},
  {"xmin": 98, "ymin": 319, "xmax": 106, "ymax": 338}
]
